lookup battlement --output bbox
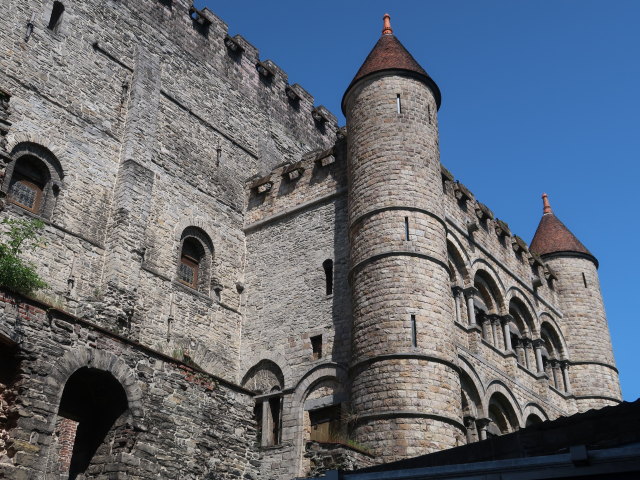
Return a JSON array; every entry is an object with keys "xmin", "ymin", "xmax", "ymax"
[
  {"xmin": 244, "ymin": 140, "xmax": 347, "ymax": 228},
  {"xmin": 141, "ymin": 0, "xmax": 341, "ymax": 133},
  {"xmin": 440, "ymin": 164, "xmax": 557, "ymax": 289}
]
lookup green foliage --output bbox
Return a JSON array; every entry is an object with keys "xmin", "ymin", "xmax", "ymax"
[{"xmin": 0, "ymin": 218, "xmax": 47, "ymax": 295}]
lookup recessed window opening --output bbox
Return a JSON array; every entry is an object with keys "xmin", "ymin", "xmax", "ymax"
[
  {"xmin": 582, "ymin": 272, "xmax": 588, "ymax": 288},
  {"xmin": 158, "ymin": 0, "xmax": 172, "ymax": 9},
  {"xmin": 322, "ymin": 259, "xmax": 333, "ymax": 295},
  {"xmin": 396, "ymin": 94, "xmax": 402, "ymax": 114},
  {"xmin": 404, "ymin": 216, "xmax": 410, "ymax": 241},
  {"xmin": 178, "ymin": 237, "xmax": 204, "ymax": 288},
  {"xmin": 411, "ymin": 314, "xmax": 417, "ymax": 347},
  {"xmin": 311, "ymin": 335, "xmax": 322, "ymax": 360},
  {"xmin": 8, "ymin": 156, "xmax": 48, "ymax": 213},
  {"xmin": 48, "ymin": 1, "xmax": 65, "ymax": 33},
  {"xmin": 268, "ymin": 396, "xmax": 281, "ymax": 445}
]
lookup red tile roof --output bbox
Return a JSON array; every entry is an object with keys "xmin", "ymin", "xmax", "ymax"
[
  {"xmin": 342, "ymin": 15, "xmax": 441, "ymax": 112},
  {"xmin": 529, "ymin": 194, "xmax": 593, "ymax": 260}
]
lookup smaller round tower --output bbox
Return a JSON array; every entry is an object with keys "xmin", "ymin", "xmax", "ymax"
[{"xmin": 530, "ymin": 194, "xmax": 621, "ymax": 410}]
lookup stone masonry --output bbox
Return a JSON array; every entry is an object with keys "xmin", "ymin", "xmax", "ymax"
[{"xmin": 0, "ymin": 2, "xmax": 622, "ymax": 479}]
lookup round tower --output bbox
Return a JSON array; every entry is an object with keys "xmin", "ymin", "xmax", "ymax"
[
  {"xmin": 530, "ymin": 194, "xmax": 621, "ymax": 410},
  {"xmin": 343, "ymin": 15, "xmax": 463, "ymax": 461}
]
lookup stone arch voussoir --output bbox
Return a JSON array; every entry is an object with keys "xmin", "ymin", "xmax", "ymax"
[
  {"xmin": 44, "ymin": 347, "xmax": 145, "ymax": 428},
  {"xmin": 522, "ymin": 402, "xmax": 550, "ymax": 426},
  {"xmin": 483, "ymin": 380, "xmax": 523, "ymax": 426}
]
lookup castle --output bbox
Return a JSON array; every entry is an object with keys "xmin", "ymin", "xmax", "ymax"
[{"xmin": 0, "ymin": 1, "xmax": 622, "ymax": 479}]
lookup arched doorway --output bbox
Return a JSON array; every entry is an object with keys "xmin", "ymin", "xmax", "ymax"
[{"xmin": 53, "ymin": 367, "xmax": 128, "ymax": 479}]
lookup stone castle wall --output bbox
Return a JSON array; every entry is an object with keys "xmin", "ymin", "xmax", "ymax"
[
  {"xmin": 0, "ymin": 290, "xmax": 259, "ymax": 480},
  {"xmin": 0, "ymin": 0, "xmax": 337, "ymax": 381},
  {"xmin": 0, "ymin": 1, "xmax": 623, "ymax": 479}
]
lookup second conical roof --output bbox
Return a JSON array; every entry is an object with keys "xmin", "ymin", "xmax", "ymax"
[{"xmin": 529, "ymin": 194, "xmax": 594, "ymax": 262}]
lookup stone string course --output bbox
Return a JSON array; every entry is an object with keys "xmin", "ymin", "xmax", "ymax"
[{"xmin": 0, "ymin": 0, "xmax": 622, "ymax": 479}]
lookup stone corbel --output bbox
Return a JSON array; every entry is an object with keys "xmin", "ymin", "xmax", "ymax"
[
  {"xmin": 466, "ymin": 220, "xmax": 479, "ymax": 234},
  {"xmin": 475, "ymin": 202, "xmax": 494, "ymax": 222},
  {"xmin": 454, "ymin": 181, "xmax": 474, "ymax": 203},
  {"xmin": 315, "ymin": 154, "xmax": 335, "ymax": 168},
  {"xmin": 441, "ymin": 165, "xmax": 454, "ymax": 184},
  {"xmin": 189, "ymin": 6, "xmax": 212, "ymax": 27},
  {"xmin": 543, "ymin": 265, "xmax": 557, "ymax": 281},
  {"xmin": 511, "ymin": 235, "xmax": 529, "ymax": 254},
  {"xmin": 256, "ymin": 61, "xmax": 276, "ymax": 78},
  {"xmin": 285, "ymin": 85, "xmax": 302, "ymax": 102},
  {"xmin": 532, "ymin": 276, "xmax": 543, "ymax": 289},
  {"xmin": 528, "ymin": 252, "xmax": 544, "ymax": 268},
  {"xmin": 224, "ymin": 35, "xmax": 244, "ymax": 54},
  {"xmin": 282, "ymin": 161, "xmax": 305, "ymax": 181},
  {"xmin": 311, "ymin": 106, "xmax": 333, "ymax": 125},
  {"xmin": 249, "ymin": 175, "xmax": 273, "ymax": 194},
  {"xmin": 336, "ymin": 127, "xmax": 347, "ymax": 141},
  {"xmin": 494, "ymin": 219, "xmax": 511, "ymax": 238}
]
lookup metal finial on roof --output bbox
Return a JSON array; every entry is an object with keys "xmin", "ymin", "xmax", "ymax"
[
  {"xmin": 382, "ymin": 13, "xmax": 393, "ymax": 35},
  {"xmin": 542, "ymin": 193, "xmax": 553, "ymax": 215}
]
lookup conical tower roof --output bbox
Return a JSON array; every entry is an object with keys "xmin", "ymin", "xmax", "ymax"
[
  {"xmin": 530, "ymin": 193, "xmax": 596, "ymax": 263},
  {"xmin": 342, "ymin": 14, "xmax": 441, "ymax": 113}
]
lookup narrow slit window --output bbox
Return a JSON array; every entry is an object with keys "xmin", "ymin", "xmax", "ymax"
[
  {"xmin": 47, "ymin": 1, "xmax": 65, "ymax": 33},
  {"xmin": 396, "ymin": 94, "xmax": 402, "ymax": 114},
  {"xmin": 411, "ymin": 315, "xmax": 417, "ymax": 347},
  {"xmin": 404, "ymin": 216, "xmax": 410, "ymax": 241},
  {"xmin": 322, "ymin": 259, "xmax": 333, "ymax": 295},
  {"xmin": 582, "ymin": 272, "xmax": 588, "ymax": 288},
  {"xmin": 311, "ymin": 335, "xmax": 322, "ymax": 360}
]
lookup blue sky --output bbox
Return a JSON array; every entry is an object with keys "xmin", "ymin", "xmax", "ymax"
[{"xmin": 200, "ymin": 1, "xmax": 640, "ymax": 401}]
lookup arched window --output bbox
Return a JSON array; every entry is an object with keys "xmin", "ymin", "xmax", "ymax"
[
  {"xmin": 508, "ymin": 298, "xmax": 535, "ymax": 367},
  {"xmin": 487, "ymin": 392, "xmax": 518, "ymax": 437},
  {"xmin": 177, "ymin": 227, "xmax": 214, "ymax": 294},
  {"xmin": 178, "ymin": 237, "xmax": 203, "ymax": 288},
  {"xmin": 48, "ymin": 1, "xmax": 65, "ymax": 33},
  {"xmin": 460, "ymin": 371, "xmax": 482, "ymax": 444},
  {"xmin": 322, "ymin": 259, "xmax": 333, "ymax": 295},
  {"xmin": 241, "ymin": 360, "xmax": 285, "ymax": 447},
  {"xmin": 525, "ymin": 413, "xmax": 543, "ymax": 427},
  {"xmin": 8, "ymin": 156, "xmax": 47, "ymax": 213},
  {"xmin": 473, "ymin": 271, "xmax": 503, "ymax": 343},
  {"xmin": 2, "ymin": 143, "xmax": 63, "ymax": 219}
]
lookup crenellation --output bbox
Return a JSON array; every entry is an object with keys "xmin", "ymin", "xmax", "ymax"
[{"xmin": 0, "ymin": 6, "xmax": 622, "ymax": 480}]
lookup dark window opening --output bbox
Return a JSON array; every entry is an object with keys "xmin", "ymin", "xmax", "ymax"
[
  {"xmin": 404, "ymin": 216, "xmax": 410, "ymax": 240},
  {"xmin": 309, "ymin": 404, "xmax": 341, "ymax": 443},
  {"xmin": 253, "ymin": 402, "xmax": 262, "ymax": 443},
  {"xmin": 396, "ymin": 94, "xmax": 402, "ymax": 114},
  {"xmin": 411, "ymin": 314, "xmax": 417, "ymax": 347},
  {"xmin": 311, "ymin": 335, "xmax": 322, "ymax": 360},
  {"xmin": 525, "ymin": 414, "xmax": 543, "ymax": 427},
  {"xmin": 57, "ymin": 368, "xmax": 128, "ymax": 480},
  {"xmin": 158, "ymin": 0, "xmax": 172, "ymax": 9},
  {"xmin": 322, "ymin": 259, "xmax": 333, "ymax": 295},
  {"xmin": 8, "ymin": 156, "xmax": 48, "ymax": 214},
  {"xmin": 582, "ymin": 272, "xmax": 588, "ymax": 288},
  {"xmin": 178, "ymin": 237, "xmax": 204, "ymax": 289},
  {"xmin": 47, "ymin": 1, "xmax": 65, "ymax": 32},
  {"xmin": 268, "ymin": 397, "xmax": 281, "ymax": 445}
]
